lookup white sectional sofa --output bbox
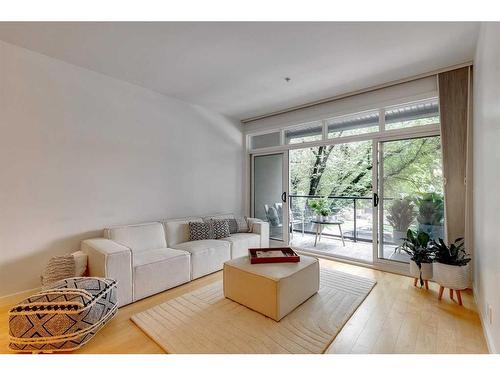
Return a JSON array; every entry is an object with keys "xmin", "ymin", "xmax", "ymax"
[{"xmin": 81, "ymin": 214, "xmax": 269, "ymax": 307}]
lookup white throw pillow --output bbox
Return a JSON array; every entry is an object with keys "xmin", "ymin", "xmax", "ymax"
[
  {"xmin": 41, "ymin": 251, "xmax": 88, "ymax": 289},
  {"xmin": 71, "ymin": 250, "xmax": 88, "ymax": 277},
  {"xmin": 246, "ymin": 217, "xmax": 263, "ymax": 232},
  {"xmin": 41, "ymin": 255, "xmax": 75, "ymax": 289}
]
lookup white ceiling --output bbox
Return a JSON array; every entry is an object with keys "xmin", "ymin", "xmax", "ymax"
[{"xmin": 0, "ymin": 22, "xmax": 479, "ymax": 120}]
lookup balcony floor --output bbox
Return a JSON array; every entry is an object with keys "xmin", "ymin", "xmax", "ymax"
[{"xmin": 289, "ymin": 232, "xmax": 410, "ymax": 263}]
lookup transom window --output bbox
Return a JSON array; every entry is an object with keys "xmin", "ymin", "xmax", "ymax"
[
  {"xmin": 284, "ymin": 121, "xmax": 323, "ymax": 144},
  {"xmin": 248, "ymin": 97, "xmax": 440, "ymax": 150},
  {"xmin": 385, "ymin": 98, "xmax": 440, "ymax": 130},
  {"xmin": 327, "ymin": 110, "xmax": 379, "ymax": 139}
]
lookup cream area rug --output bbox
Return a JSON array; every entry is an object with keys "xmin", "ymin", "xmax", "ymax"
[{"xmin": 131, "ymin": 268, "xmax": 376, "ymax": 354}]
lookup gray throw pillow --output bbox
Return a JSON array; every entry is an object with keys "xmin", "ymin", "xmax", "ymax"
[
  {"xmin": 235, "ymin": 217, "xmax": 249, "ymax": 233},
  {"xmin": 189, "ymin": 222, "xmax": 213, "ymax": 241},
  {"xmin": 227, "ymin": 218, "xmax": 238, "ymax": 234},
  {"xmin": 212, "ymin": 219, "xmax": 230, "ymax": 239}
]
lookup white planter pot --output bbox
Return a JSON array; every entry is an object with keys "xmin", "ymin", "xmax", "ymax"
[
  {"xmin": 409, "ymin": 260, "xmax": 433, "ymax": 280},
  {"xmin": 433, "ymin": 262, "xmax": 470, "ymax": 290}
]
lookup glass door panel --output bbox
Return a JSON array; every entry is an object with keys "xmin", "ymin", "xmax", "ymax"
[
  {"xmin": 288, "ymin": 141, "xmax": 375, "ymax": 262},
  {"xmin": 378, "ymin": 136, "xmax": 444, "ymax": 263},
  {"xmin": 252, "ymin": 153, "xmax": 287, "ymax": 242}
]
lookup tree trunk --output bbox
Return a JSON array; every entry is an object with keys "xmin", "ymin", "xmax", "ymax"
[{"xmin": 307, "ymin": 145, "xmax": 334, "ymax": 196}]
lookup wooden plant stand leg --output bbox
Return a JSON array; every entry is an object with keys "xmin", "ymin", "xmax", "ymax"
[
  {"xmin": 413, "ymin": 278, "xmax": 418, "ymax": 287},
  {"xmin": 438, "ymin": 286, "xmax": 444, "ymax": 300},
  {"xmin": 424, "ymin": 280, "xmax": 429, "ymax": 290},
  {"xmin": 456, "ymin": 290, "xmax": 463, "ymax": 306},
  {"xmin": 449, "ymin": 289, "xmax": 454, "ymax": 300}
]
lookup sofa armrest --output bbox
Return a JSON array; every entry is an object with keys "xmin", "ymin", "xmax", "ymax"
[
  {"xmin": 250, "ymin": 221, "xmax": 270, "ymax": 248},
  {"xmin": 81, "ymin": 238, "xmax": 133, "ymax": 306}
]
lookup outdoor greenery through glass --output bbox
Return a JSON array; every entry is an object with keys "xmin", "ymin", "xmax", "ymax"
[
  {"xmin": 381, "ymin": 136, "xmax": 444, "ymax": 258},
  {"xmin": 289, "ymin": 135, "xmax": 444, "ymax": 261}
]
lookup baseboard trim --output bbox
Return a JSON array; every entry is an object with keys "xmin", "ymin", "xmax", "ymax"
[{"xmin": 473, "ymin": 282, "xmax": 496, "ymax": 354}]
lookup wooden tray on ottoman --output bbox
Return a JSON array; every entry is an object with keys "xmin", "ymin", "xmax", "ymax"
[{"xmin": 249, "ymin": 247, "xmax": 300, "ymax": 264}]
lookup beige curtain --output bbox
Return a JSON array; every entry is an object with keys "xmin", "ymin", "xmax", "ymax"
[{"xmin": 438, "ymin": 67, "xmax": 472, "ymax": 244}]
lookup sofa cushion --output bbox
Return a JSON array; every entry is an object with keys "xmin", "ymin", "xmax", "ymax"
[
  {"xmin": 164, "ymin": 218, "xmax": 203, "ymax": 247},
  {"xmin": 133, "ymin": 248, "xmax": 191, "ymax": 301},
  {"xmin": 133, "ymin": 247, "xmax": 189, "ymax": 267},
  {"xmin": 104, "ymin": 222, "xmax": 166, "ymax": 253},
  {"xmin": 172, "ymin": 240, "xmax": 231, "ymax": 279},
  {"xmin": 219, "ymin": 233, "xmax": 261, "ymax": 259}
]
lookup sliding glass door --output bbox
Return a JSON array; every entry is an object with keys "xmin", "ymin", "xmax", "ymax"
[
  {"xmin": 248, "ymin": 97, "xmax": 443, "ymax": 272},
  {"xmin": 252, "ymin": 152, "xmax": 288, "ymax": 243},
  {"xmin": 288, "ymin": 140, "xmax": 376, "ymax": 263},
  {"xmin": 249, "ymin": 135, "xmax": 444, "ymax": 267},
  {"xmin": 377, "ymin": 135, "xmax": 444, "ymax": 263}
]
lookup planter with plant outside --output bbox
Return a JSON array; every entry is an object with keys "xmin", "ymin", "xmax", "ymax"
[
  {"xmin": 398, "ymin": 229, "xmax": 434, "ymax": 289},
  {"xmin": 307, "ymin": 197, "xmax": 332, "ymax": 221},
  {"xmin": 386, "ymin": 197, "xmax": 417, "ymax": 246},
  {"xmin": 430, "ymin": 237, "xmax": 471, "ymax": 305},
  {"xmin": 416, "ymin": 192, "xmax": 444, "ymax": 240}
]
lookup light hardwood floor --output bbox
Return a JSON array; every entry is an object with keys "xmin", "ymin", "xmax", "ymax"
[{"xmin": 0, "ymin": 258, "xmax": 489, "ymax": 354}]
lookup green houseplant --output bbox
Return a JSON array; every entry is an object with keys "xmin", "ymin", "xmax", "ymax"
[
  {"xmin": 307, "ymin": 197, "xmax": 332, "ymax": 219},
  {"xmin": 430, "ymin": 237, "xmax": 471, "ymax": 294},
  {"xmin": 398, "ymin": 229, "xmax": 434, "ymax": 288},
  {"xmin": 416, "ymin": 192, "xmax": 444, "ymax": 240},
  {"xmin": 386, "ymin": 197, "xmax": 417, "ymax": 245}
]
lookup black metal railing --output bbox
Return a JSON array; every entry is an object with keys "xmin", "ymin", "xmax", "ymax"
[{"xmin": 289, "ymin": 194, "xmax": 390, "ymax": 243}]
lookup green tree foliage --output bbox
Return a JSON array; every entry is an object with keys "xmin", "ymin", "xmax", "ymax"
[{"xmin": 290, "ymin": 136, "xmax": 443, "ymax": 202}]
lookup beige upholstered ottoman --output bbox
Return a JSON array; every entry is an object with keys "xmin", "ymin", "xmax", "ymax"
[{"xmin": 223, "ymin": 255, "xmax": 319, "ymax": 321}]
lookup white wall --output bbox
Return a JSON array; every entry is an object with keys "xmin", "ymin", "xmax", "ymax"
[
  {"xmin": 473, "ymin": 23, "xmax": 500, "ymax": 353},
  {"xmin": 0, "ymin": 41, "xmax": 244, "ymax": 297}
]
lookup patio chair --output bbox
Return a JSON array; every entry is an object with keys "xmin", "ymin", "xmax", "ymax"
[{"xmin": 289, "ymin": 207, "xmax": 305, "ymax": 239}]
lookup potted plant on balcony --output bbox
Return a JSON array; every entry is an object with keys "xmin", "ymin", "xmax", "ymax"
[
  {"xmin": 308, "ymin": 197, "xmax": 332, "ymax": 221},
  {"xmin": 416, "ymin": 192, "xmax": 444, "ymax": 240},
  {"xmin": 386, "ymin": 197, "xmax": 417, "ymax": 246},
  {"xmin": 430, "ymin": 237, "xmax": 471, "ymax": 305},
  {"xmin": 398, "ymin": 229, "xmax": 434, "ymax": 288}
]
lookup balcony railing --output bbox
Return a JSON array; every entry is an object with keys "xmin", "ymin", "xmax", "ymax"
[{"xmin": 289, "ymin": 194, "xmax": 390, "ymax": 243}]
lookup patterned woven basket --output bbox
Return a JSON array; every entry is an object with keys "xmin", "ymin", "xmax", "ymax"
[{"xmin": 9, "ymin": 277, "xmax": 117, "ymax": 353}]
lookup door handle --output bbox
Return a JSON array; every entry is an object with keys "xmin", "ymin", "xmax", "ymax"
[
  {"xmin": 281, "ymin": 192, "xmax": 287, "ymax": 203},
  {"xmin": 373, "ymin": 193, "xmax": 379, "ymax": 207}
]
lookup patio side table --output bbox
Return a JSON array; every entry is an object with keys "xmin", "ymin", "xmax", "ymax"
[{"xmin": 311, "ymin": 219, "xmax": 345, "ymax": 247}]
